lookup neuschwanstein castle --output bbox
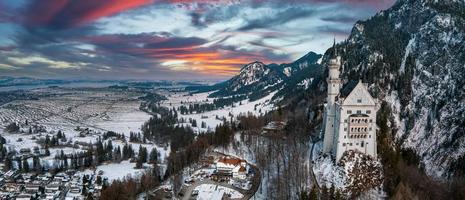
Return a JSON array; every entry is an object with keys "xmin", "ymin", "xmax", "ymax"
[{"xmin": 322, "ymin": 49, "xmax": 378, "ymax": 162}]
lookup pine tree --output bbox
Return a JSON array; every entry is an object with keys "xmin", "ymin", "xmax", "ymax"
[
  {"xmin": 149, "ymin": 148, "xmax": 158, "ymax": 164},
  {"xmin": 22, "ymin": 159, "xmax": 29, "ymax": 173},
  {"xmin": 45, "ymin": 147, "xmax": 50, "ymax": 156},
  {"xmin": 33, "ymin": 156, "xmax": 41, "ymax": 172},
  {"xmin": 4, "ymin": 157, "xmax": 12, "ymax": 171}
]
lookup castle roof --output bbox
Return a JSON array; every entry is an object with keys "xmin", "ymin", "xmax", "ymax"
[
  {"xmin": 339, "ymin": 80, "xmax": 358, "ymax": 98},
  {"xmin": 340, "ymin": 81, "xmax": 376, "ymax": 106}
]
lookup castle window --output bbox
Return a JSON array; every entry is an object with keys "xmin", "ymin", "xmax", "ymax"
[
  {"xmin": 357, "ymin": 99, "xmax": 362, "ymax": 103},
  {"xmin": 369, "ymin": 127, "xmax": 372, "ymax": 131},
  {"xmin": 369, "ymin": 119, "xmax": 373, "ymax": 123},
  {"xmin": 344, "ymin": 128, "xmax": 347, "ymax": 131},
  {"xmin": 347, "ymin": 110, "xmax": 352, "ymax": 114},
  {"xmin": 356, "ymin": 143, "xmax": 359, "ymax": 146},
  {"xmin": 344, "ymin": 135, "xmax": 346, "ymax": 138},
  {"xmin": 344, "ymin": 119, "xmax": 347, "ymax": 123},
  {"xmin": 366, "ymin": 110, "xmax": 371, "ymax": 114},
  {"xmin": 350, "ymin": 143, "xmax": 353, "ymax": 146},
  {"xmin": 361, "ymin": 142, "xmax": 364, "ymax": 147},
  {"xmin": 369, "ymin": 135, "xmax": 371, "ymax": 138},
  {"xmin": 357, "ymin": 110, "xmax": 361, "ymax": 114},
  {"xmin": 342, "ymin": 143, "xmax": 346, "ymax": 147}
]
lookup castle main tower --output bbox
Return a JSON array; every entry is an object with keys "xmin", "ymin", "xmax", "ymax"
[{"xmin": 322, "ymin": 44, "xmax": 342, "ymax": 154}]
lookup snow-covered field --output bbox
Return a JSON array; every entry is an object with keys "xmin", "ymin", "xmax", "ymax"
[
  {"xmin": 77, "ymin": 160, "xmax": 151, "ymax": 182},
  {"xmin": 0, "ymin": 88, "xmax": 150, "ymax": 136},
  {"xmin": 160, "ymin": 90, "xmax": 276, "ymax": 133},
  {"xmin": 195, "ymin": 184, "xmax": 243, "ymax": 200}
]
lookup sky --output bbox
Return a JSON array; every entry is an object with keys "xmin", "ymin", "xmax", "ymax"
[{"xmin": 0, "ymin": 0, "xmax": 395, "ymax": 80}]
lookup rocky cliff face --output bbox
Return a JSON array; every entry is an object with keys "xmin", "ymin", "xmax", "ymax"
[{"xmin": 328, "ymin": 0, "xmax": 465, "ymax": 178}]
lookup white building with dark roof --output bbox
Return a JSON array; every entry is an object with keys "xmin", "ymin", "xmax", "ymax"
[{"xmin": 322, "ymin": 48, "xmax": 378, "ymax": 162}]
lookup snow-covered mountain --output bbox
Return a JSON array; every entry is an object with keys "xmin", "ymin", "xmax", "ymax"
[
  {"xmin": 206, "ymin": 52, "xmax": 323, "ymax": 102},
  {"xmin": 327, "ymin": 0, "xmax": 465, "ymax": 178}
]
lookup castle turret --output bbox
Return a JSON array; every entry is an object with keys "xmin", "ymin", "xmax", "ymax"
[{"xmin": 322, "ymin": 42, "xmax": 342, "ymax": 154}]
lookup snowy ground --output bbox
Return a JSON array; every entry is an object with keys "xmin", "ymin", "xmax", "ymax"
[
  {"xmin": 160, "ymin": 90, "xmax": 276, "ymax": 133},
  {"xmin": 195, "ymin": 184, "xmax": 243, "ymax": 200},
  {"xmin": 77, "ymin": 160, "xmax": 151, "ymax": 182}
]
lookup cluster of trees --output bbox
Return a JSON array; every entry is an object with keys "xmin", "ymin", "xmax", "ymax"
[
  {"xmin": 129, "ymin": 132, "xmax": 146, "ymax": 143},
  {"xmin": 178, "ymin": 95, "xmax": 247, "ymax": 115},
  {"xmin": 178, "ymin": 103, "xmax": 215, "ymax": 114},
  {"xmin": 165, "ymin": 123, "xmax": 234, "ymax": 180},
  {"xmin": 135, "ymin": 145, "xmax": 148, "ymax": 168},
  {"xmin": 141, "ymin": 107, "xmax": 178, "ymax": 142},
  {"xmin": 102, "ymin": 131, "xmax": 125, "ymax": 141},
  {"xmin": 5, "ymin": 122, "xmax": 20, "ymax": 133},
  {"xmin": 43, "ymin": 131, "xmax": 67, "ymax": 148},
  {"xmin": 140, "ymin": 107, "xmax": 196, "ymax": 152},
  {"xmin": 101, "ymin": 170, "xmax": 161, "ymax": 200},
  {"xmin": 4, "ymin": 155, "xmax": 46, "ymax": 173},
  {"xmin": 0, "ymin": 136, "xmax": 7, "ymax": 161}
]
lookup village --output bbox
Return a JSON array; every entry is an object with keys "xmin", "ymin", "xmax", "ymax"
[{"xmin": 0, "ymin": 168, "xmax": 106, "ymax": 200}]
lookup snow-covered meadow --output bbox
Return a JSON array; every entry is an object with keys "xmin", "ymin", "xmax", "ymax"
[{"xmin": 159, "ymin": 90, "xmax": 276, "ymax": 133}]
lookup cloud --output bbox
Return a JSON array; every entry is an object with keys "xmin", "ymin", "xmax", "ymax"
[
  {"xmin": 0, "ymin": 63, "xmax": 17, "ymax": 70},
  {"xmin": 237, "ymin": 7, "xmax": 315, "ymax": 31},
  {"xmin": 321, "ymin": 14, "xmax": 361, "ymax": 24},
  {"xmin": 22, "ymin": 0, "xmax": 153, "ymax": 29}
]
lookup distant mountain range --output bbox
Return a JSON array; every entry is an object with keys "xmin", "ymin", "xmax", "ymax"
[{"xmin": 187, "ymin": 51, "xmax": 324, "ymax": 102}]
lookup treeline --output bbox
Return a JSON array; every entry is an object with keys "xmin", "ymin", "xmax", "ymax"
[{"xmin": 178, "ymin": 95, "xmax": 247, "ymax": 114}]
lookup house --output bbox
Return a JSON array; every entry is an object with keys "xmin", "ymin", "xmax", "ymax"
[
  {"xmin": 232, "ymin": 166, "xmax": 247, "ymax": 180},
  {"xmin": 24, "ymin": 183, "xmax": 41, "ymax": 194},
  {"xmin": 322, "ymin": 46, "xmax": 378, "ymax": 162},
  {"xmin": 215, "ymin": 157, "xmax": 246, "ymax": 177},
  {"xmin": 15, "ymin": 193, "xmax": 32, "ymax": 200},
  {"xmin": 262, "ymin": 121, "xmax": 286, "ymax": 135},
  {"xmin": 45, "ymin": 183, "xmax": 60, "ymax": 194},
  {"xmin": 4, "ymin": 170, "xmax": 19, "ymax": 181}
]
